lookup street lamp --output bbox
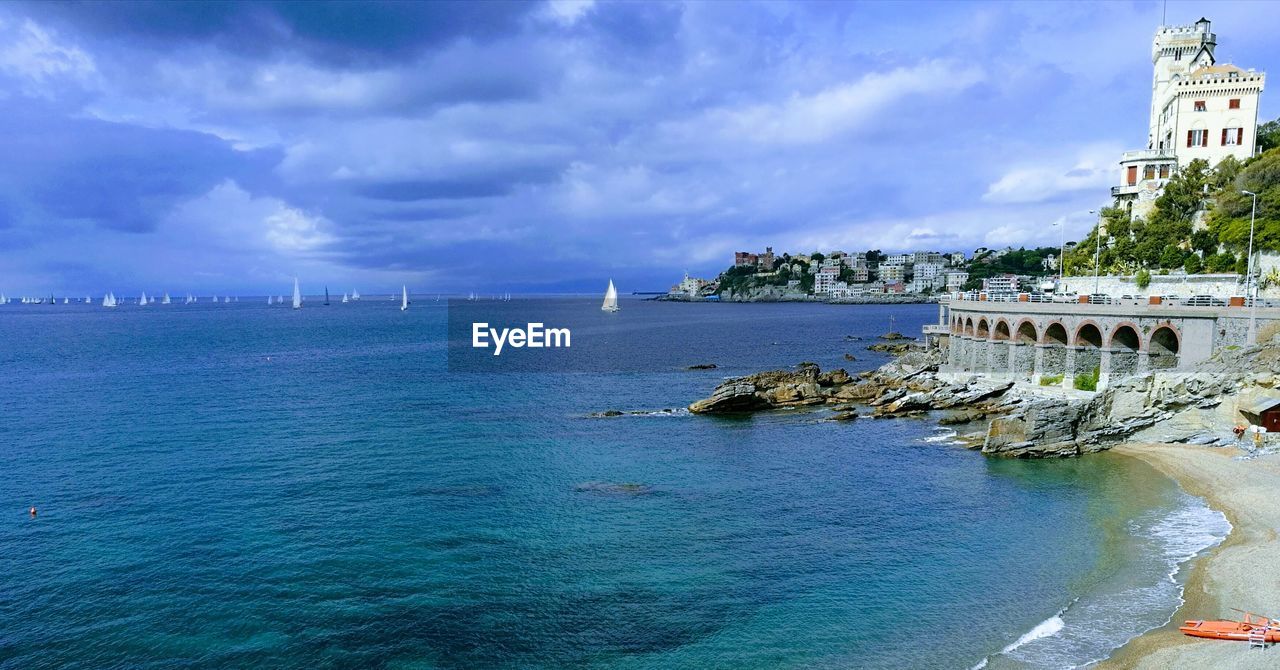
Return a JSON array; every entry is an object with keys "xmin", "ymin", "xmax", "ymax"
[
  {"xmin": 1243, "ymin": 189, "xmax": 1259, "ymax": 343},
  {"xmin": 1052, "ymin": 219, "xmax": 1066, "ymax": 287}
]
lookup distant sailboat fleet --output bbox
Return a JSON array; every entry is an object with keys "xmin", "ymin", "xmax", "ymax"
[{"xmin": 0, "ymin": 281, "xmax": 561, "ymax": 311}]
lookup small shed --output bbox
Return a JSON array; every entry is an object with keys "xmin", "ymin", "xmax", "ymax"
[{"xmin": 1241, "ymin": 398, "xmax": 1280, "ymax": 432}]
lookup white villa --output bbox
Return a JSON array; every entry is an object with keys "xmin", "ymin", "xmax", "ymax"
[{"xmin": 1114, "ymin": 18, "xmax": 1266, "ymax": 218}]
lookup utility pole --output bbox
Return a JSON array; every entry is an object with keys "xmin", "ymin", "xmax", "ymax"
[{"xmin": 1244, "ymin": 190, "xmax": 1259, "ymax": 344}]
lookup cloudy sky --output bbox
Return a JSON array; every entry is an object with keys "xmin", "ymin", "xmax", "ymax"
[{"xmin": 1, "ymin": 0, "xmax": 1277, "ymax": 295}]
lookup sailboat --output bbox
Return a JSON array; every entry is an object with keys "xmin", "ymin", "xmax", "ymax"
[
  {"xmin": 225, "ymin": 296, "xmax": 231, "ymax": 304},
  {"xmin": 341, "ymin": 292, "xmax": 349, "ymax": 303},
  {"xmin": 103, "ymin": 293, "xmax": 117, "ymax": 308},
  {"xmin": 401, "ymin": 286, "xmax": 409, "ymax": 311},
  {"xmin": 212, "ymin": 294, "xmax": 218, "ymax": 303},
  {"xmin": 292, "ymin": 278, "xmax": 302, "ymax": 309},
  {"xmin": 63, "ymin": 297, "xmax": 69, "ymax": 304},
  {"xmin": 352, "ymin": 289, "xmax": 360, "ymax": 301},
  {"xmin": 601, "ymin": 279, "xmax": 620, "ymax": 312},
  {"xmin": 324, "ymin": 287, "xmax": 330, "ymax": 306},
  {"xmin": 277, "ymin": 295, "xmax": 283, "ymax": 303},
  {"xmin": 268, "ymin": 295, "xmax": 274, "ymax": 305},
  {"xmin": 139, "ymin": 291, "xmax": 148, "ymax": 306}
]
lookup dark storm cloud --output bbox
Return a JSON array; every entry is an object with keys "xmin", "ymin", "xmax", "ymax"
[
  {"xmin": 19, "ymin": 0, "xmax": 537, "ymax": 66},
  {"xmin": 0, "ymin": 101, "xmax": 279, "ymax": 233},
  {"xmin": 354, "ymin": 167, "xmax": 562, "ymax": 202},
  {"xmin": 2, "ymin": 1, "xmax": 1279, "ymax": 295}
]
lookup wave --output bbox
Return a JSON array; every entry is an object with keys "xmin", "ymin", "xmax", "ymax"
[
  {"xmin": 923, "ymin": 427, "xmax": 958, "ymax": 443},
  {"xmin": 972, "ymin": 493, "xmax": 1230, "ymax": 669},
  {"xmin": 1001, "ymin": 613, "xmax": 1066, "ymax": 654}
]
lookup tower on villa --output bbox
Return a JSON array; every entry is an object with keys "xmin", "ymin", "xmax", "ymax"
[{"xmin": 1114, "ymin": 18, "xmax": 1266, "ymax": 218}]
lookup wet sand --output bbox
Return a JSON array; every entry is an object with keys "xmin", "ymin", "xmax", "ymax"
[{"xmin": 1100, "ymin": 443, "xmax": 1280, "ymax": 669}]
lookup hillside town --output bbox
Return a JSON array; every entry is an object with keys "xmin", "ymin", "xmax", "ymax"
[
  {"xmin": 669, "ymin": 245, "xmax": 1069, "ymax": 301},
  {"xmin": 674, "ymin": 17, "xmax": 1276, "ymax": 306}
]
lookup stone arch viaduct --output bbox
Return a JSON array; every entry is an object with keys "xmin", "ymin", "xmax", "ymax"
[{"xmin": 933, "ymin": 297, "xmax": 1280, "ymax": 390}]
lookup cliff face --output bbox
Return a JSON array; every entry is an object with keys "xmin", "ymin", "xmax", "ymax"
[{"xmin": 687, "ymin": 342, "xmax": 1280, "ymax": 458}]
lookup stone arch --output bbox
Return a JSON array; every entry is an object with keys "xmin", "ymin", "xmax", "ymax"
[
  {"xmin": 994, "ymin": 320, "xmax": 1011, "ymax": 341},
  {"xmin": 1015, "ymin": 320, "xmax": 1038, "ymax": 344},
  {"xmin": 1043, "ymin": 322, "xmax": 1069, "ymax": 346},
  {"xmin": 976, "ymin": 318, "xmax": 990, "ymax": 339},
  {"xmin": 964, "ymin": 317, "xmax": 975, "ymax": 336},
  {"xmin": 1110, "ymin": 323, "xmax": 1141, "ymax": 351},
  {"xmin": 1149, "ymin": 325, "xmax": 1181, "ymax": 369},
  {"xmin": 1074, "ymin": 321, "xmax": 1104, "ymax": 348},
  {"xmin": 1109, "ymin": 323, "xmax": 1142, "ymax": 378}
]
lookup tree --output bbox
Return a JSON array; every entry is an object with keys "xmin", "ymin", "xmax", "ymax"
[
  {"xmin": 1183, "ymin": 253, "xmax": 1203, "ymax": 274},
  {"xmin": 1206, "ymin": 252, "xmax": 1237, "ymax": 273},
  {"xmin": 1208, "ymin": 148, "xmax": 1280, "ymax": 253},
  {"xmin": 1159, "ymin": 244, "xmax": 1185, "ymax": 269},
  {"xmin": 1135, "ymin": 268, "xmax": 1151, "ymax": 289},
  {"xmin": 1258, "ymin": 118, "xmax": 1280, "ymax": 154}
]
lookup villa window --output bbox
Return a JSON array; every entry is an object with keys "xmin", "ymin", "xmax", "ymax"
[
  {"xmin": 1229, "ymin": 98, "xmax": 1241, "ymax": 109},
  {"xmin": 1174, "ymin": 50, "xmax": 1182, "ymax": 61},
  {"xmin": 1143, "ymin": 165, "xmax": 1156, "ymax": 180},
  {"xmin": 1188, "ymin": 129, "xmax": 1208, "ymax": 147},
  {"xmin": 1159, "ymin": 164, "xmax": 1170, "ymax": 179},
  {"xmin": 1194, "ymin": 100, "xmax": 1206, "ymax": 112},
  {"xmin": 1223, "ymin": 127, "xmax": 1243, "ymax": 145}
]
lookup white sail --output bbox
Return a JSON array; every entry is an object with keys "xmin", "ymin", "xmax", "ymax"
[
  {"xmin": 292, "ymin": 278, "xmax": 302, "ymax": 309},
  {"xmin": 140, "ymin": 291, "xmax": 148, "ymax": 306},
  {"xmin": 277, "ymin": 295, "xmax": 283, "ymax": 303},
  {"xmin": 401, "ymin": 285, "xmax": 408, "ymax": 311},
  {"xmin": 225, "ymin": 296, "xmax": 231, "ymax": 303},
  {"xmin": 601, "ymin": 279, "xmax": 619, "ymax": 312},
  {"xmin": 342, "ymin": 293, "xmax": 349, "ymax": 303},
  {"xmin": 352, "ymin": 289, "xmax": 360, "ymax": 301},
  {"xmin": 63, "ymin": 297, "xmax": 69, "ymax": 304}
]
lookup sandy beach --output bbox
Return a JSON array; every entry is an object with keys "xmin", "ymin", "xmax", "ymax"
[{"xmin": 1099, "ymin": 443, "xmax": 1280, "ymax": 669}]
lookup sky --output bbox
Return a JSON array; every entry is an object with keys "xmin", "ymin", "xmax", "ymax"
[{"xmin": 1, "ymin": 0, "xmax": 1278, "ymax": 295}]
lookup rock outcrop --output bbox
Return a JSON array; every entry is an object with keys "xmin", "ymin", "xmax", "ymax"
[{"xmin": 687, "ymin": 340, "xmax": 1280, "ymax": 458}]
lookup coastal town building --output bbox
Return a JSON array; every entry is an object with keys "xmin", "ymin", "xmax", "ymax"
[
  {"xmin": 814, "ymin": 266, "xmax": 841, "ymax": 294},
  {"xmin": 879, "ymin": 264, "xmax": 906, "ymax": 283},
  {"xmin": 981, "ymin": 274, "xmax": 1021, "ymax": 294},
  {"xmin": 1114, "ymin": 18, "xmax": 1267, "ymax": 218},
  {"xmin": 850, "ymin": 265, "xmax": 870, "ymax": 283},
  {"xmin": 945, "ymin": 271, "xmax": 969, "ymax": 292},
  {"xmin": 884, "ymin": 254, "xmax": 912, "ymax": 266},
  {"xmin": 914, "ymin": 262, "xmax": 945, "ymax": 283},
  {"xmin": 949, "ymin": 252, "xmax": 966, "ymax": 266},
  {"xmin": 913, "ymin": 251, "xmax": 944, "ymax": 265},
  {"xmin": 734, "ymin": 251, "xmax": 758, "ymax": 267},
  {"xmin": 758, "ymin": 247, "xmax": 775, "ymax": 271}
]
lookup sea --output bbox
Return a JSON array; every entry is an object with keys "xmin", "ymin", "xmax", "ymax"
[{"xmin": 0, "ymin": 296, "xmax": 1229, "ymax": 669}]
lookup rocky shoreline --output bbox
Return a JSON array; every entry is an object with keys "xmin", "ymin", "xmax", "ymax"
[{"xmin": 688, "ymin": 343, "xmax": 1280, "ymax": 458}]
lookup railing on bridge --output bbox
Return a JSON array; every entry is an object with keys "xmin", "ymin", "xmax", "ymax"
[{"xmin": 947, "ymin": 291, "xmax": 1280, "ymax": 309}]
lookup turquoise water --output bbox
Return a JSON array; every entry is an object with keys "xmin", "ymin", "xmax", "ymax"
[{"xmin": 0, "ymin": 298, "xmax": 1226, "ymax": 668}]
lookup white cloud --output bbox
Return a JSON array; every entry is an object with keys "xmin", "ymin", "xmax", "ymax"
[
  {"xmin": 542, "ymin": 0, "xmax": 596, "ymax": 26},
  {"xmin": 0, "ymin": 19, "xmax": 96, "ymax": 87},
  {"xmin": 666, "ymin": 60, "xmax": 984, "ymax": 146},
  {"xmin": 167, "ymin": 180, "xmax": 333, "ymax": 254},
  {"xmin": 982, "ymin": 144, "xmax": 1121, "ymax": 204}
]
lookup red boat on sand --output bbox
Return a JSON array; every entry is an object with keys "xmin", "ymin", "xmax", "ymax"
[{"xmin": 1180, "ymin": 611, "xmax": 1280, "ymax": 643}]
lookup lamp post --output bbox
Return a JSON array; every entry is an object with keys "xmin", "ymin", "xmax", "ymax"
[
  {"xmin": 1089, "ymin": 209, "xmax": 1102, "ymax": 295},
  {"xmin": 1052, "ymin": 219, "xmax": 1066, "ymax": 291},
  {"xmin": 1243, "ymin": 189, "xmax": 1259, "ymax": 344}
]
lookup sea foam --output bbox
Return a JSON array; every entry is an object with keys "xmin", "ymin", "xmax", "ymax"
[{"xmin": 973, "ymin": 493, "xmax": 1230, "ymax": 669}]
